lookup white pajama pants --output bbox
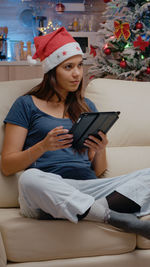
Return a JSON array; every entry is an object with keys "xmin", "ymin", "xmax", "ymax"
[{"xmin": 18, "ymin": 168, "xmax": 150, "ymax": 223}]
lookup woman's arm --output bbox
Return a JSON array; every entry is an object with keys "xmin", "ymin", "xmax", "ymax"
[
  {"xmin": 1, "ymin": 123, "xmax": 45, "ymax": 176},
  {"xmin": 85, "ymin": 131, "xmax": 108, "ymax": 177},
  {"xmin": 1, "ymin": 123, "xmax": 73, "ymax": 176},
  {"xmin": 89, "ymin": 148, "xmax": 107, "ymax": 177}
]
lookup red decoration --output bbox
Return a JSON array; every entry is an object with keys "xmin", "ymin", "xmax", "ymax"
[
  {"xmin": 76, "ymin": 46, "xmax": 80, "ymax": 51},
  {"xmin": 89, "ymin": 75, "xmax": 95, "ymax": 80},
  {"xmin": 120, "ymin": 60, "xmax": 127, "ymax": 68},
  {"xmin": 114, "ymin": 20, "xmax": 131, "ymax": 41},
  {"xmin": 136, "ymin": 22, "xmax": 143, "ymax": 30},
  {"xmin": 104, "ymin": 0, "xmax": 111, "ymax": 3},
  {"xmin": 133, "ymin": 36, "xmax": 149, "ymax": 51},
  {"xmin": 90, "ymin": 45, "xmax": 97, "ymax": 57},
  {"xmin": 104, "ymin": 47, "xmax": 111, "ymax": 55},
  {"xmin": 146, "ymin": 67, "xmax": 150, "ymax": 74},
  {"xmin": 56, "ymin": 2, "xmax": 65, "ymax": 13}
]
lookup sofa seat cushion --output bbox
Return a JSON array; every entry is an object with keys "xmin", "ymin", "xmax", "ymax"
[
  {"xmin": 0, "ymin": 208, "xmax": 136, "ymax": 263},
  {"xmin": 6, "ymin": 250, "xmax": 150, "ymax": 267}
]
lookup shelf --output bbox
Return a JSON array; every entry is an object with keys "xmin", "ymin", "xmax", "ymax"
[{"xmin": 0, "ymin": 61, "xmax": 41, "ymax": 66}]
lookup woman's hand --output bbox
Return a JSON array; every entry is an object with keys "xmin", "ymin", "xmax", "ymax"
[
  {"xmin": 41, "ymin": 126, "xmax": 73, "ymax": 152},
  {"xmin": 1, "ymin": 124, "xmax": 73, "ymax": 176},
  {"xmin": 85, "ymin": 131, "xmax": 108, "ymax": 177},
  {"xmin": 84, "ymin": 131, "xmax": 108, "ymax": 153}
]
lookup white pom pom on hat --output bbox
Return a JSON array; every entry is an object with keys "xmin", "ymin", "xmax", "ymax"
[
  {"xmin": 29, "ymin": 27, "xmax": 84, "ymax": 73},
  {"xmin": 27, "ymin": 55, "xmax": 37, "ymax": 65}
]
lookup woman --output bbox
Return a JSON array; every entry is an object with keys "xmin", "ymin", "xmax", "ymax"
[{"xmin": 1, "ymin": 27, "xmax": 150, "ymax": 239}]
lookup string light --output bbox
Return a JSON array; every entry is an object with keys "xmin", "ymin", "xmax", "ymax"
[
  {"xmin": 38, "ymin": 20, "xmax": 61, "ymax": 35},
  {"xmin": 103, "ymin": 43, "xmax": 109, "ymax": 49},
  {"xmin": 124, "ymin": 43, "xmax": 131, "ymax": 48}
]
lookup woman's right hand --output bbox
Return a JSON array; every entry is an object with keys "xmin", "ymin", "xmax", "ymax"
[
  {"xmin": 41, "ymin": 126, "xmax": 73, "ymax": 152},
  {"xmin": 1, "ymin": 124, "xmax": 73, "ymax": 176}
]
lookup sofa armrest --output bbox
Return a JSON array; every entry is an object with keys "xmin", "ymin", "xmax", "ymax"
[
  {"xmin": 0, "ymin": 163, "xmax": 20, "ymax": 208},
  {"xmin": 0, "ymin": 232, "xmax": 7, "ymax": 267}
]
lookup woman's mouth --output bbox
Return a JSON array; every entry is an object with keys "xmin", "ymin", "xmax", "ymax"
[{"xmin": 71, "ymin": 80, "xmax": 80, "ymax": 85}]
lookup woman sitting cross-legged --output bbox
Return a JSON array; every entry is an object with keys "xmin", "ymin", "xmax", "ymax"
[{"xmin": 1, "ymin": 27, "xmax": 150, "ymax": 240}]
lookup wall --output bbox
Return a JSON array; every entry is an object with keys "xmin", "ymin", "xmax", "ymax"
[{"xmin": 0, "ymin": 0, "xmax": 105, "ymax": 59}]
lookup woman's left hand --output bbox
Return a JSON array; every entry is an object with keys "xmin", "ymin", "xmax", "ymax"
[{"xmin": 84, "ymin": 131, "xmax": 108, "ymax": 152}]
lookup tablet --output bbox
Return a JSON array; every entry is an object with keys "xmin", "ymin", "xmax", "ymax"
[{"xmin": 69, "ymin": 111, "xmax": 120, "ymax": 149}]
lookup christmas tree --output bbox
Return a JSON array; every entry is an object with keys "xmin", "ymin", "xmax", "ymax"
[{"xmin": 89, "ymin": 0, "xmax": 150, "ymax": 81}]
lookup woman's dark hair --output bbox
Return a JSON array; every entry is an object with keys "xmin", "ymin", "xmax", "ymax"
[{"xmin": 24, "ymin": 67, "xmax": 91, "ymax": 122}]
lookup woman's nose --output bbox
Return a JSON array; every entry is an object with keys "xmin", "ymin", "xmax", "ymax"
[{"xmin": 72, "ymin": 67, "xmax": 80, "ymax": 76}]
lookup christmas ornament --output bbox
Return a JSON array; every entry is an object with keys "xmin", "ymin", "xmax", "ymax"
[
  {"xmin": 89, "ymin": 75, "xmax": 95, "ymax": 80},
  {"xmin": 104, "ymin": 47, "xmax": 111, "ymax": 55},
  {"xmin": 114, "ymin": 20, "xmax": 131, "ymax": 41},
  {"xmin": 120, "ymin": 59, "xmax": 127, "ymax": 68},
  {"xmin": 146, "ymin": 67, "xmax": 150, "ymax": 74},
  {"xmin": 133, "ymin": 36, "xmax": 149, "ymax": 51},
  {"xmin": 90, "ymin": 45, "xmax": 97, "ymax": 57},
  {"xmin": 56, "ymin": 2, "xmax": 65, "ymax": 13},
  {"xmin": 136, "ymin": 22, "xmax": 143, "ymax": 30}
]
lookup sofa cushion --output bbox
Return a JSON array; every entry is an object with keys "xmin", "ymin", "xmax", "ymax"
[
  {"xmin": 0, "ymin": 79, "xmax": 41, "ymax": 208},
  {"xmin": 0, "ymin": 208, "xmax": 136, "ymax": 263},
  {"xmin": 103, "ymin": 146, "xmax": 150, "ymax": 178},
  {"xmin": 0, "ymin": 79, "xmax": 41, "ymax": 154},
  {"xmin": 1, "ymin": 78, "xmax": 150, "ymax": 208},
  {"xmin": 2, "ymin": 146, "xmax": 150, "ymax": 209},
  {"xmin": 6, "ymin": 250, "xmax": 150, "ymax": 267},
  {"xmin": 136, "ymin": 215, "xmax": 150, "ymax": 249},
  {"xmin": 0, "ymin": 232, "xmax": 7, "ymax": 267},
  {"xmin": 85, "ymin": 78, "xmax": 150, "ymax": 147},
  {"xmin": 0, "ymin": 166, "xmax": 20, "ymax": 208}
]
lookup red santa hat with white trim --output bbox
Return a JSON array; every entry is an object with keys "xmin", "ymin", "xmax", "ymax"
[{"xmin": 28, "ymin": 27, "xmax": 84, "ymax": 73}]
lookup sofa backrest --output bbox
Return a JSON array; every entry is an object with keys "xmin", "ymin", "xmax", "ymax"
[
  {"xmin": 85, "ymin": 78, "xmax": 150, "ymax": 147},
  {"xmin": 0, "ymin": 77, "xmax": 150, "ymax": 208},
  {"xmin": 0, "ymin": 79, "xmax": 41, "ymax": 208}
]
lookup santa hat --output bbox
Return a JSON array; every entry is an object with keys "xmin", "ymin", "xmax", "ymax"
[{"xmin": 28, "ymin": 27, "xmax": 84, "ymax": 73}]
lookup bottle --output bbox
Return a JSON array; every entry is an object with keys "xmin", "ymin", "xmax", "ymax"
[
  {"xmin": 88, "ymin": 15, "xmax": 93, "ymax": 32},
  {"xmin": 73, "ymin": 18, "xmax": 78, "ymax": 32},
  {"xmin": 27, "ymin": 41, "xmax": 32, "ymax": 57},
  {"xmin": 20, "ymin": 41, "xmax": 24, "ymax": 60}
]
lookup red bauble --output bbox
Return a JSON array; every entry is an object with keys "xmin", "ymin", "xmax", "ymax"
[
  {"xmin": 120, "ymin": 60, "xmax": 127, "ymax": 68},
  {"xmin": 146, "ymin": 67, "xmax": 150, "ymax": 74},
  {"xmin": 104, "ymin": 48, "xmax": 111, "ymax": 55},
  {"xmin": 56, "ymin": 2, "xmax": 65, "ymax": 13},
  {"xmin": 136, "ymin": 22, "xmax": 143, "ymax": 30},
  {"xmin": 104, "ymin": 0, "xmax": 111, "ymax": 3}
]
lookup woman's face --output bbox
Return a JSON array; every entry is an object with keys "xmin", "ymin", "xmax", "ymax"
[{"xmin": 55, "ymin": 55, "xmax": 83, "ymax": 97}]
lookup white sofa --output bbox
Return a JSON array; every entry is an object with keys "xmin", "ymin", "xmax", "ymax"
[{"xmin": 0, "ymin": 78, "xmax": 150, "ymax": 267}]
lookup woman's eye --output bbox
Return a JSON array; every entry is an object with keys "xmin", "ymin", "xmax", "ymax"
[
  {"xmin": 65, "ymin": 64, "xmax": 72, "ymax": 70},
  {"xmin": 79, "ymin": 62, "xmax": 83, "ymax": 67}
]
